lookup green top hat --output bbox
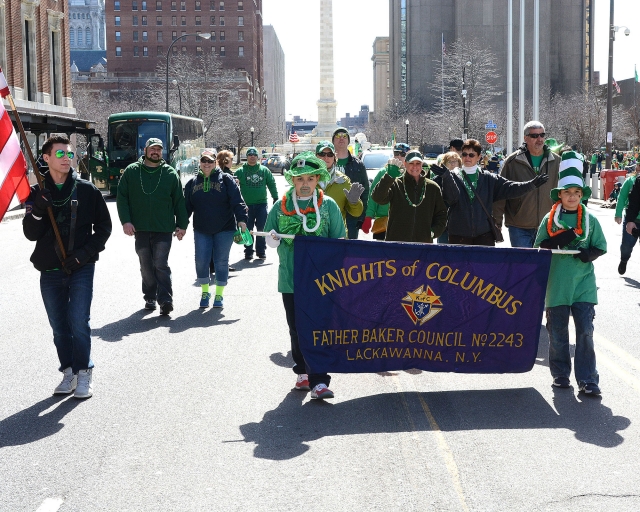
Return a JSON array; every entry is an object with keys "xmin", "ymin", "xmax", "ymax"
[
  {"xmin": 284, "ymin": 151, "xmax": 331, "ymax": 186},
  {"xmin": 550, "ymin": 150, "xmax": 591, "ymax": 202}
]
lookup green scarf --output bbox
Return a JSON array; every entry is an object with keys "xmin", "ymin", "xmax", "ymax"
[{"xmin": 198, "ymin": 170, "xmax": 211, "ymax": 192}]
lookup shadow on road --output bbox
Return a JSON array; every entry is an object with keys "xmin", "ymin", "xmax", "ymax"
[
  {"xmin": 622, "ymin": 276, "xmax": 640, "ymax": 290},
  {"xmin": 0, "ymin": 396, "xmax": 81, "ymax": 448},
  {"xmin": 92, "ymin": 309, "xmax": 239, "ymax": 342},
  {"xmin": 239, "ymin": 387, "xmax": 630, "ymax": 460},
  {"xmin": 270, "ymin": 351, "xmax": 293, "ymax": 368}
]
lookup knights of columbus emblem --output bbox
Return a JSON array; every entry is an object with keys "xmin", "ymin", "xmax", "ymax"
[{"xmin": 401, "ymin": 285, "xmax": 443, "ymax": 325}]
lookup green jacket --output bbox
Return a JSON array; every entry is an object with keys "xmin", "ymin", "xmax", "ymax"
[
  {"xmin": 117, "ymin": 157, "xmax": 189, "ymax": 232},
  {"xmin": 615, "ymin": 175, "xmax": 640, "ymax": 221},
  {"xmin": 233, "ymin": 164, "xmax": 278, "ymax": 205},
  {"xmin": 365, "ymin": 166, "xmax": 391, "ymax": 219}
]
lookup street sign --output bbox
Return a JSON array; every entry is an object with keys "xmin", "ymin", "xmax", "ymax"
[
  {"xmin": 486, "ymin": 131, "xmax": 498, "ymax": 145},
  {"xmin": 485, "ymin": 120, "xmax": 498, "ymax": 130}
]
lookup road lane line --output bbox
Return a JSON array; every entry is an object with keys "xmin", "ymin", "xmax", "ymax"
[
  {"xmin": 35, "ymin": 498, "xmax": 64, "ymax": 512},
  {"xmin": 595, "ymin": 350, "xmax": 640, "ymax": 394},
  {"xmin": 593, "ymin": 332, "xmax": 640, "ymax": 371}
]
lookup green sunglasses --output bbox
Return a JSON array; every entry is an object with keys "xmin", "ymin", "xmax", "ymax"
[{"xmin": 55, "ymin": 149, "xmax": 75, "ymax": 159}]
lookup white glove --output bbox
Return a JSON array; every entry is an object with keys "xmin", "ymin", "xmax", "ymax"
[
  {"xmin": 266, "ymin": 229, "xmax": 281, "ymax": 248},
  {"xmin": 388, "ymin": 158, "xmax": 404, "ymax": 168}
]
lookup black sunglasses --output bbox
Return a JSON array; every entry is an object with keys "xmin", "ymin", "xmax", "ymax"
[
  {"xmin": 200, "ymin": 158, "xmax": 215, "ymax": 163},
  {"xmin": 317, "ymin": 152, "xmax": 334, "ymax": 157},
  {"xmin": 393, "ymin": 151, "xmax": 406, "ymax": 157},
  {"xmin": 461, "ymin": 152, "xmax": 477, "ymax": 158},
  {"xmin": 526, "ymin": 132, "xmax": 546, "ymax": 139}
]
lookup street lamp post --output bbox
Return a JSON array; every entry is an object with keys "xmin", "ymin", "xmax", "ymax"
[
  {"xmin": 171, "ymin": 79, "xmax": 182, "ymax": 115},
  {"xmin": 250, "ymin": 126, "xmax": 254, "ymax": 147},
  {"xmin": 405, "ymin": 119, "xmax": 409, "ymax": 145},
  {"xmin": 462, "ymin": 61, "xmax": 471, "ymax": 140},
  {"xmin": 165, "ymin": 32, "xmax": 211, "ymax": 112}
]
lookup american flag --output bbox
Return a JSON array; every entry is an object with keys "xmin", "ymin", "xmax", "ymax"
[
  {"xmin": 0, "ymin": 67, "xmax": 29, "ymax": 221},
  {"xmin": 289, "ymin": 131, "xmax": 300, "ymax": 143},
  {"xmin": 613, "ymin": 78, "xmax": 621, "ymax": 94}
]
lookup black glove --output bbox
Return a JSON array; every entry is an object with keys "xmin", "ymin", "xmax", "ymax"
[
  {"xmin": 355, "ymin": 220, "xmax": 363, "ymax": 231},
  {"xmin": 62, "ymin": 248, "xmax": 91, "ymax": 272},
  {"xmin": 531, "ymin": 173, "xmax": 550, "ymax": 188},
  {"xmin": 32, "ymin": 188, "xmax": 53, "ymax": 216},
  {"xmin": 539, "ymin": 229, "xmax": 578, "ymax": 249},
  {"xmin": 632, "ymin": 228, "xmax": 640, "ymax": 238},
  {"xmin": 573, "ymin": 247, "xmax": 605, "ymax": 263},
  {"xmin": 429, "ymin": 164, "xmax": 447, "ymax": 176}
]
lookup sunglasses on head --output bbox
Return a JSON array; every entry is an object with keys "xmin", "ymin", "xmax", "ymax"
[
  {"xmin": 200, "ymin": 158, "xmax": 215, "ymax": 163},
  {"xmin": 317, "ymin": 151, "xmax": 334, "ymax": 157},
  {"xmin": 54, "ymin": 149, "xmax": 75, "ymax": 159},
  {"xmin": 526, "ymin": 132, "xmax": 546, "ymax": 139},
  {"xmin": 461, "ymin": 152, "xmax": 477, "ymax": 158},
  {"xmin": 393, "ymin": 151, "xmax": 406, "ymax": 157}
]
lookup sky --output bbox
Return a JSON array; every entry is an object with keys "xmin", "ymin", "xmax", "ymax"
[
  {"xmin": 262, "ymin": 0, "xmax": 639, "ymax": 123},
  {"xmin": 262, "ymin": 0, "xmax": 388, "ymax": 122}
]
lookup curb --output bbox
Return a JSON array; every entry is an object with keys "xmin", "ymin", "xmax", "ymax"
[{"xmin": 1, "ymin": 209, "xmax": 25, "ymax": 223}]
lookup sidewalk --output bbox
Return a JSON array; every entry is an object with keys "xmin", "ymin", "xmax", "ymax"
[{"xmin": 1, "ymin": 207, "xmax": 26, "ymax": 223}]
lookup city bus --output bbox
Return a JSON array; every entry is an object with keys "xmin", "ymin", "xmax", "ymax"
[{"xmin": 88, "ymin": 111, "xmax": 206, "ymax": 196}]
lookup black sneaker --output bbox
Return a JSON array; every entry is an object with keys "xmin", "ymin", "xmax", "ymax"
[
  {"xmin": 244, "ymin": 254, "xmax": 253, "ymax": 260},
  {"xmin": 159, "ymin": 302, "xmax": 173, "ymax": 316},
  {"xmin": 552, "ymin": 377, "xmax": 571, "ymax": 388},
  {"xmin": 618, "ymin": 260, "xmax": 627, "ymax": 275},
  {"xmin": 144, "ymin": 300, "xmax": 157, "ymax": 310},
  {"xmin": 257, "ymin": 254, "xmax": 267, "ymax": 260},
  {"xmin": 579, "ymin": 382, "xmax": 601, "ymax": 395}
]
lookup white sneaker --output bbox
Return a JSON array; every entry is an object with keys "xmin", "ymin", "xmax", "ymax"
[
  {"xmin": 310, "ymin": 383, "xmax": 334, "ymax": 400},
  {"xmin": 53, "ymin": 367, "xmax": 77, "ymax": 395},
  {"xmin": 74, "ymin": 369, "xmax": 93, "ymax": 399}
]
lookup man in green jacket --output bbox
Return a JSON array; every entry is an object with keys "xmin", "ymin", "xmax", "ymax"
[
  {"xmin": 615, "ymin": 164, "xmax": 640, "ymax": 275},
  {"xmin": 493, "ymin": 121, "xmax": 560, "ymax": 248},
  {"xmin": 117, "ymin": 138, "xmax": 189, "ymax": 315},
  {"xmin": 233, "ymin": 146, "xmax": 278, "ymax": 260}
]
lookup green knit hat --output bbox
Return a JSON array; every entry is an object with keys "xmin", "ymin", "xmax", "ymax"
[
  {"xmin": 284, "ymin": 151, "xmax": 331, "ymax": 186},
  {"xmin": 550, "ymin": 150, "xmax": 591, "ymax": 202},
  {"xmin": 315, "ymin": 140, "xmax": 335, "ymax": 154}
]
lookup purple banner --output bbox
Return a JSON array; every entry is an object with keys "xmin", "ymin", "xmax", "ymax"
[{"xmin": 294, "ymin": 238, "xmax": 551, "ymax": 374}]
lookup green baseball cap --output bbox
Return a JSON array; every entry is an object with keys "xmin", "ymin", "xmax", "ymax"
[
  {"xmin": 246, "ymin": 147, "xmax": 259, "ymax": 157},
  {"xmin": 145, "ymin": 138, "xmax": 163, "ymax": 148},
  {"xmin": 405, "ymin": 150, "xmax": 424, "ymax": 163},
  {"xmin": 315, "ymin": 141, "xmax": 335, "ymax": 154}
]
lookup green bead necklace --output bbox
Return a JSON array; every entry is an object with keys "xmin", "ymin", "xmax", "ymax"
[{"xmin": 402, "ymin": 175, "xmax": 426, "ymax": 207}]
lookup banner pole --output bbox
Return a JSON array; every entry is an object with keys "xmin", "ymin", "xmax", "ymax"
[{"xmin": 6, "ymin": 94, "xmax": 67, "ymax": 260}]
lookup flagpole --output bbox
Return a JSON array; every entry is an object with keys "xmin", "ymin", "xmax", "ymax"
[{"xmin": 6, "ymin": 94, "xmax": 67, "ymax": 260}]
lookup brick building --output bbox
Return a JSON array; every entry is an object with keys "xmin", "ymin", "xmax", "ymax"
[{"xmin": 103, "ymin": 0, "xmax": 265, "ymax": 105}]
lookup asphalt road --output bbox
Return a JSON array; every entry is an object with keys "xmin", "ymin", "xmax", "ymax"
[{"xmin": 1, "ymin": 178, "xmax": 639, "ymax": 512}]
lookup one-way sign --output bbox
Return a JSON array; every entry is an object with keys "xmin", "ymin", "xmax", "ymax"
[{"xmin": 485, "ymin": 120, "xmax": 498, "ymax": 130}]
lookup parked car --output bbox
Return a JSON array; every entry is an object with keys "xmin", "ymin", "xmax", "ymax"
[
  {"xmin": 361, "ymin": 149, "xmax": 394, "ymax": 183},
  {"xmin": 265, "ymin": 153, "xmax": 290, "ymax": 174},
  {"xmin": 261, "ymin": 153, "xmax": 278, "ymax": 165}
]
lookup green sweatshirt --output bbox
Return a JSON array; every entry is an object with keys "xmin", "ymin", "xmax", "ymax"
[
  {"xmin": 233, "ymin": 164, "xmax": 278, "ymax": 205},
  {"xmin": 615, "ymin": 175, "xmax": 640, "ymax": 221},
  {"xmin": 365, "ymin": 166, "xmax": 391, "ymax": 219},
  {"xmin": 117, "ymin": 158, "xmax": 189, "ymax": 232}
]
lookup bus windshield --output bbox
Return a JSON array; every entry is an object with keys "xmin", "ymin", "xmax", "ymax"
[{"xmin": 109, "ymin": 120, "xmax": 168, "ymax": 164}]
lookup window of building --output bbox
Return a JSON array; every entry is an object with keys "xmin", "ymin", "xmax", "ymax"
[
  {"xmin": 72, "ymin": 13, "xmax": 76, "ymax": 18},
  {"xmin": 181, "ymin": 16, "xmax": 186, "ymax": 25},
  {"xmin": 238, "ymin": 16, "xmax": 243, "ymax": 26},
  {"xmin": 115, "ymin": 16, "xmax": 121, "ymax": 25},
  {"xmin": 132, "ymin": 0, "xmax": 138, "ymax": 9},
  {"xmin": 210, "ymin": 16, "xmax": 215, "ymax": 25},
  {"xmin": 172, "ymin": 16, "xmax": 176, "ymax": 25},
  {"xmin": 141, "ymin": 1, "xmax": 147, "ymax": 10},
  {"xmin": 195, "ymin": 0, "xmax": 201, "ymax": 10},
  {"xmin": 82, "ymin": 13, "xmax": 86, "ymax": 18},
  {"xmin": 210, "ymin": 0, "xmax": 215, "ymax": 10},
  {"xmin": 156, "ymin": 0, "xmax": 162, "ymax": 10},
  {"xmin": 133, "ymin": 31, "xmax": 139, "ymax": 41},
  {"xmin": 181, "ymin": 45, "xmax": 187, "ymax": 52},
  {"xmin": 238, "ymin": 30, "xmax": 243, "ymax": 41},
  {"xmin": 237, "ymin": 1, "xmax": 243, "ymax": 10},
  {"xmin": 172, "ymin": 30, "xmax": 177, "ymax": 39},
  {"xmin": 142, "ymin": 16, "xmax": 147, "ymax": 25},
  {"xmin": 219, "ymin": 1, "xmax": 224, "ymax": 10},
  {"xmin": 142, "ymin": 31, "xmax": 148, "ymax": 41},
  {"xmin": 196, "ymin": 31, "xmax": 201, "ymax": 40},
  {"xmin": 219, "ymin": 45, "xmax": 225, "ymax": 56},
  {"xmin": 210, "ymin": 30, "xmax": 216, "ymax": 41},
  {"xmin": 134, "ymin": 46, "xmax": 139, "ymax": 56},
  {"xmin": 156, "ymin": 15, "xmax": 162, "ymax": 24},
  {"xmin": 115, "ymin": 31, "xmax": 121, "ymax": 41},
  {"xmin": 157, "ymin": 45, "xmax": 163, "ymax": 55},
  {"xmin": 195, "ymin": 16, "xmax": 201, "ymax": 25},
  {"xmin": 77, "ymin": 27, "xmax": 82, "ymax": 45},
  {"xmin": 180, "ymin": 0, "xmax": 186, "ymax": 10},
  {"xmin": 70, "ymin": 30, "xmax": 75, "ymax": 45},
  {"xmin": 133, "ymin": 16, "xmax": 138, "ymax": 25},
  {"xmin": 115, "ymin": 1, "xmax": 120, "ymax": 11},
  {"xmin": 157, "ymin": 30, "xmax": 163, "ymax": 41},
  {"xmin": 143, "ymin": 46, "xmax": 148, "ymax": 56},
  {"xmin": 238, "ymin": 46, "xmax": 243, "ymax": 57},
  {"xmin": 219, "ymin": 16, "xmax": 224, "ymax": 25},
  {"xmin": 219, "ymin": 31, "xmax": 225, "ymax": 41},
  {"xmin": 211, "ymin": 46, "xmax": 215, "ymax": 53},
  {"xmin": 115, "ymin": 46, "xmax": 122, "ymax": 56},
  {"xmin": 196, "ymin": 46, "xmax": 203, "ymax": 55},
  {"xmin": 181, "ymin": 30, "xmax": 186, "ymax": 40},
  {"xmin": 171, "ymin": 0, "xmax": 176, "ymax": 9}
]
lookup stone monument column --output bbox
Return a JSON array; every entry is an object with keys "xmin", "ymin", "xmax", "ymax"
[{"xmin": 314, "ymin": 0, "xmax": 339, "ymax": 138}]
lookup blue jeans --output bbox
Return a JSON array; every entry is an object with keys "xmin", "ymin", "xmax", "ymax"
[
  {"xmin": 245, "ymin": 203, "xmax": 268, "ymax": 257},
  {"xmin": 546, "ymin": 303, "xmax": 599, "ymax": 386},
  {"xmin": 194, "ymin": 229, "xmax": 235, "ymax": 286},
  {"xmin": 620, "ymin": 215, "xmax": 640, "ymax": 262},
  {"xmin": 346, "ymin": 215, "xmax": 360, "ymax": 240},
  {"xmin": 135, "ymin": 231, "xmax": 173, "ymax": 305},
  {"xmin": 40, "ymin": 264, "xmax": 95, "ymax": 373},
  {"xmin": 508, "ymin": 226, "xmax": 538, "ymax": 248}
]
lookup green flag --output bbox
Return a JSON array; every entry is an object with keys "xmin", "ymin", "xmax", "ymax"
[{"xmin": 636, "ymin": 64, "xmax": 639, "ymax": 82}]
